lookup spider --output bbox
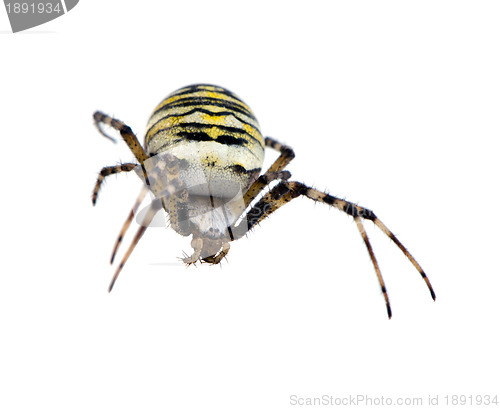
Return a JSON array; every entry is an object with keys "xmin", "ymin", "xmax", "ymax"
[{"xmin": 92, "ymin": 83, "xmax": 435, "ymax": 318}]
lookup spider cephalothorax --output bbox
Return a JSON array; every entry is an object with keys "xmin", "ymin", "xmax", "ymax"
[{"xmin": 92, "ymin": 84, "xmax": 435, "ymax": 318}]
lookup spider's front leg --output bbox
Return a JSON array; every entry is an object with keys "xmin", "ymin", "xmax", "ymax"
[
  {"xmin": 236, "ymin": 180, "xmax": 435, "ymax": 318},
  {"xmin": 92, "ymin": 112, "xmax": 151, "ymax": 205},
  {"xmin": 94, "ymin": 111, "xmax": 149, "ymax": 165},
  {"xmin": 92, "ymin": 163, "xmax": 139, "ymax": 205}
]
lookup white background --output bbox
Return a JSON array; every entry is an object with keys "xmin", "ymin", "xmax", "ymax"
[{"xmin": 1, "ymin": 1, "xmax": 499, "ymax": 408}]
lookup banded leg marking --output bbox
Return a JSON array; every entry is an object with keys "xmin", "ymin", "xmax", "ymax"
[
  {"xmin": 239, "ymin": 180, "xmax": 435, "ymax": 318},
  {"xmin": 110, "ymin": 185, "xmax": 148, "ymax": 264},
  {"xmin": 243, "ymin": 137, "xmax": 295, "ymax": 207},
  {"xmin": 108, "ymin": 198, "xmax": 163, "ymax": 292},
  {"xmin": 93, "ymin": 111, "xmax": 149, "ymax": 165},
  {"xmin": 244, "ymin": 170, "xmax": 291, "ymax": 207},
  {"xmin": 264, "ymin": 137, "xmax": 296, "ymax": 173},
  {"xmin": 92, "ymin": 163, "xmax": 137, "ymax": 205}
]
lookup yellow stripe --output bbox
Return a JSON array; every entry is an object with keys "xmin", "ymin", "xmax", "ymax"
[
  {"xmin": 144, "ymin": 84, "xmax": 264, "ymax": 154},
  {"xmin": 151, "ymin": 89, "xmax": 254, "ymax": 118}
]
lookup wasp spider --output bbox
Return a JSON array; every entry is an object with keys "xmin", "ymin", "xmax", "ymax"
[{"xmin": 92, "ymin": 84, "xmax": 435, "ymax": 317}]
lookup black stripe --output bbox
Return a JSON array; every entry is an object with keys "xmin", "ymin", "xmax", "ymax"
[
  {"xmin": 153, "ymin": 97, "xmax": 256, "ymax": 121},
  {"xmin": 229, "ymin": 165, "xmax": 260, "ymax": 175},
  {"xmin": 174, "ymin": 122, "xmax": 251, "ymax": 136},
  {"xmin": 271, "ymin": 182, "xmax": 291, "ymax": 200},
  {"xmin": 148, "ymin": 121, "xmax": 264, "ymax": 149},
  {"xmin": 323, "ymin": 195, "xmax": 336, "ymax": 206},
  {"xmin": 147, "ymin": 107, "xmax": 262, "ymax": 137},
  {"xmin": 343, "ymin": 203, "xmax": 358, "ymax": 217},
  {"xmin": 170, "ymin": 84, "xmax": 243, "ymax": 102},
  {"xmin": 175, "ymin": 131, "xmax": 247, "ymax": 146},
  {"xmin": 157, "ymin": 98, "xmax": 255, "ymax": 120},
  {"xmin": 177, "ymin": 131, "xmax": 212, "ymax": 142},
  {"xmin": 216, "ymin": 134, "xmax": 246, "ymax": 146}
]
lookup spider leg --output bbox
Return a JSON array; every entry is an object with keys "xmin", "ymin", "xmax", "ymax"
[
  {"xmin": 202, "ymin": 243, "xmax": 231, "ymax": 264},
  {"xmin": 93, "ymin": 111, "xmax": 153, "ymax": 205},
  {"xmin": 243, "ymin": 137, "xmax": 295, "ymax": 207},
  {"xmin": 264, "ymin": 137, "xmax": 296, "ymax": 173},
  {"xmin": 181, "ymin": 238, "xmax": 203, "ymax": 265},
  {"xmin": 240, "ymin": 180, "xmax": 435, "ymax": 318},
  {"xmin": 353, "ymin": 215, "xmax": 392, "ymax": 318},
  {"xmin": 92, "ymin": 163, "xmax": 138, "ymax": 205},
  {"xmin": 105, "ymin": 153, "xmax": 188, "ymax": 290},
  {"xmin": 108, "ymin": 198, "xmax": 163, "ymax": 292},
  {"xmin": 93, "ymin": 111, "xmax": 149, "ymax": 165},
  {"xmin": 110, "ymin": 185, "xmax": 149, "ymax": 264},
  {"xmin": 372, "ymin": 217, "xmax": 435, "ymax": 300}
]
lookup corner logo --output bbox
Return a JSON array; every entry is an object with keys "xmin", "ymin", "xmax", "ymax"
[{"xmin": 3, "ymin": 0, "xmax": 78, "ymax": 32}]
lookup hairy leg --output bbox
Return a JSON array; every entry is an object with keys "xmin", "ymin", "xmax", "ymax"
[{"xmin": 240, "ymin": 180, "xmax": 435, "ymax": 318}]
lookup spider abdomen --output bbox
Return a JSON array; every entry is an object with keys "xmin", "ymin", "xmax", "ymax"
[{"xmin": 144, "ymin": 84, "xmax": 265, "ymax": 197}]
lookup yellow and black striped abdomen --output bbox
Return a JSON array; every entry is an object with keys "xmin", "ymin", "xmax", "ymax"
[{"xmin": 144, "ymin": 84, "xmax": 265, "ymax": 196}]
